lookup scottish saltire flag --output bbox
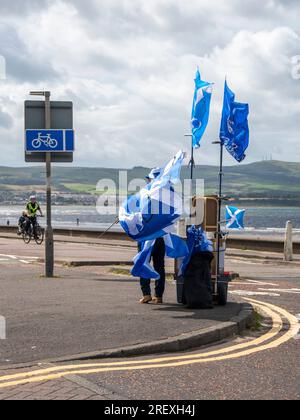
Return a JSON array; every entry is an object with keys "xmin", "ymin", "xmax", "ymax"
[
  {"xmin": 119, "ymin": 150, "xmax": 189, "ymax": 279},
  {"xmin": 131, "ymin": 240, "xmax": 157, "ymax": 279},
  {"xmin": 191, "ymin": 69, "xmax": 213, "ymax": 148},
  {"xmin": 132, "ymin": 234, "xmax": 189, "ymax": 280},
  {"xmin": 163, "ymin": 233, "xmax": 189, "ymax": 259},
  {"xmin": 220, "ymin": 81, "xmax": 249, "ymax": 162},
  {"xmin": 119, "ymin": 150, "xmax": 185, "ymax": 242},
  {"xmin": 225, "ymin": 206, "xmax": 245, "ymax": 229},
  {"xmin": 179, "ymin": 226, "xmax": 214, "ymax": 276}
]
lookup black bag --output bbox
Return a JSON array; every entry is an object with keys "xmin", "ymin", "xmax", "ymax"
[{"xmin": 183, "ymin": 251, "xmax": 214, "ymax": 309}]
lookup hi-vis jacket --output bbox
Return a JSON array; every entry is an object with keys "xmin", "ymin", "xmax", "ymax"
[{"xmin": 26, "ymin": 202, "xmax": 41, "ymax": 217}]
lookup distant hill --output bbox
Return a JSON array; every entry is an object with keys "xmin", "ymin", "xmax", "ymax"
[{"xmin": 0, "ymin": 160, "xmax": 300, "ymax": 203}]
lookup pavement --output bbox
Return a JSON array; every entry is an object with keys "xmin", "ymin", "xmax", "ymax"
[
  {"xmin": 0, "ymin": 236, "xmax": 299, "ymax": 400},
  {"xmin": 0, "ymin": 249, "xmax": 247, "ymax": 367}
]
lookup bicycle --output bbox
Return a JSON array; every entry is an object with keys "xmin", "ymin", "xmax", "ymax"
[
  {"xmin": 22, "ymin": 216, "xmax": 44, "ymax": 245},
  {"xmin": 32, "ymin": 133, "xmax": 58, "ymax": 149}
]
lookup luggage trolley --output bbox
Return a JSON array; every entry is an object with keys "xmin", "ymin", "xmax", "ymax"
[
  {"xmin": 201, "ymin": 196, "xmax": 232, "ymax": 306},
  {"xmin": 175, "ymin": 196, "xmax": 232, "ymax": 306}
]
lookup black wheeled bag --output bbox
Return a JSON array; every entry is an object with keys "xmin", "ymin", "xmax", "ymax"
[{"xmin": 183, "ymin": 251, "xmax": 214, "ymax": 309}]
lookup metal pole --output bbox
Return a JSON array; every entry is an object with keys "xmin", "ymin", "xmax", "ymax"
[
  {"xmin": 184, "ymin": 134, "xmax": 195, "ymax": 196},
  {"xmin": 44, "ymin": 92, "xmax": 54, "ymax": 278},
  {"xmin": 216, "ymin": 141, "xmax": 224, "ymax": 294},
  {"xmin": 98, "ymin": 217, "xmax": 119, "ymax": 239},
  {"xmin": 190, "ymin": 136, "xmax": 195, "ymax": 181}
]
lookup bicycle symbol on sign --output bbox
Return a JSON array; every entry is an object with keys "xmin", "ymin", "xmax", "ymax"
[{"xmin": 32, "ymin": 133, "xmax": 58, "ymax": 149}]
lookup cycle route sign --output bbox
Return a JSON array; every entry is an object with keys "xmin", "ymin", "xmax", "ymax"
[
  {"xmin": 24, "ymin": 100, "xmax": 74, "ymax": 163},
  {"xmin": 25, "ymin": 129, "xmax": 75, "ymax": 152}
]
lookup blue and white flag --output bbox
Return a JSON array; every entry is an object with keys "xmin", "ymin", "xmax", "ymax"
[
  {"xmin": 119, "ymin": 150, "xmax": 185, "ymax": 243},
  {"xmin": 220, "ymin": 81, "xmax": 249, "ymax": 162},
  {"xmin": 191, "ymin": 69, "xmax": 213, "ymax": 148},
  {"xmin": 132, "ymin": 234, "xmax": 189, "ymax": 280},
  {"xmin": 119, "ymin": 150, "xmax": 189, "ymax": 279},
  {"xmin": 225, "ymin": 206, "xmax": 245, "ymax": 229},
  {"xmin": 131, "ymin": 240, "xmax": 157, "ymax": 279},
  {"xmin": 179, "ymin": 226, "xmax": 214, "ymax": 277}
]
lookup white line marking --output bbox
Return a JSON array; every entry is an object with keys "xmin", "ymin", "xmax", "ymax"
[
  {"xmin": 0, "ymin": 254, "xmax": 36, "ymax": 264},
  {"xmin": 230, "ymin": 282, "xmax": 254, "ymax": 286},
  {"xmin": 247, "ymin": 280, "xmax": 277, "ymax": 286},
  {"xmin": 14, "ymin": 256, "xmax": 39, "ymax": 260},
  {"xmin": 229, "ymin": 290, "xmax": 280, "ymax": 297},
  {"xmin": 0, "ymin": 254, "xmax": 39, "ymax": 260},
  {"xmin": 258, "ymin": 288, "xmax": 300, "ymax": 295}
]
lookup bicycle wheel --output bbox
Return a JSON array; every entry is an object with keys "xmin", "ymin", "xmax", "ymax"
[
  {"xmin": 23, "ymin": 232, "xmax": 31, "ymax": 244},
  {"xmin": 49, "ymin": 139, "xmax": 58, "ymax": 148},
  {"xmin": 32, "ymin": 139, "xmax": 41, "ymax": 148},
  {"xmin": 35, "ymin": 226, "xmax": 44, "ymax": 245}
]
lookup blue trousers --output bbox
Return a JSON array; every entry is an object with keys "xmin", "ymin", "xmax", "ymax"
[{"xmin": 139, "ymin": 238, "xmax": 166, "ymax": 298}]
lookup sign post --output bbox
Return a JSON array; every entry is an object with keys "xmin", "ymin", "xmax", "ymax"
[
  {"xmin": 44, "ymin": 92, "xmax": 54, "ymax": 278},
  {"xmin": 25, "ymin": 92, "xmax": 74, "ymax": 278}
]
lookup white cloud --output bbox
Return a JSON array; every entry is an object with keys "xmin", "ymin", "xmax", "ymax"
[{"xmin": 0, "ymin": 0, "xmax": 299, "ymax": 167}]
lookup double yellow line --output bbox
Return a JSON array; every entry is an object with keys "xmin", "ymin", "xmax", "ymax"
[{"xmin": 0, "ymin": 299, "xmax": 298, "ymax": 390}]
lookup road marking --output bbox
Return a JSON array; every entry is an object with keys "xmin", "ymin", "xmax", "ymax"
[
  {"xmin": 0, "ymin": 299, "xmax": 298, "ymax": 389},
  {"xmin": 230, "ymin": 290, "xmax": 280, "ymax": 297},
  {"xmin": 258, "ymin": 288, "xmax": 300, "ymax": 295},
  {"xmin": 247, "ymin": 280, "xmax": 277, "ymax": 286},
  {"xmin": 0, "ymin": 254, "xmax": 36, "ymax": 265},
  {"xmin": 230, "ymin": 282, "xmax": 270, "ymax": 286},
  {"xmin": 0, "ymin": 304, "xmax": 282, "ymax": 384},
  {"xmin": 247, "ymin": 298, "xmax": 300, "ymax": 339},
  {"xmin": 11, "ymin": 256, "xmax": 39, "ymax": 260}
]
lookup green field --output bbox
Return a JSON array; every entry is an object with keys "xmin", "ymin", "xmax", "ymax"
[{"xmin": 1, "ymin": 160, "xmax": 300, "ymax": 200}]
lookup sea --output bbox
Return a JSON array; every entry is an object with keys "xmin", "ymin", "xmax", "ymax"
[{"xmin": 0, "ymin": 205, "xmax": 300, "ymax": 239}]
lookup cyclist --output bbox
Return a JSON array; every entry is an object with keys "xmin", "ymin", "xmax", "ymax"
[
  {"xmin": 17, "ymin": 211, "xmax": 29, "ymax": 236},
  {"xmin": 26, "ymin": 196, "xmax": 43, "ymax": 237}
]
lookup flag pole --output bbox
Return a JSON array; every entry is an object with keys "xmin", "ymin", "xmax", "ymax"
[
  {"xmin": 185, "ymin": 134, "xmax": 194, "ymax": 179},
  {"xmin": 213, "ymin": 140, "xmax": 224, "ymax": 295},
  {"xmin": 185, "ymin": 134, "xmax": 195, "ymax": 190},
  {"xmin": 190, "ymin": 136, "xmax": 195, "ymax": 181}
]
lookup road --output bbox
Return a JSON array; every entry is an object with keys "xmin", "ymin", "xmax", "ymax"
[{"xmin": 0, "ymin": 237, "xmax": 299, "ymax": 400}]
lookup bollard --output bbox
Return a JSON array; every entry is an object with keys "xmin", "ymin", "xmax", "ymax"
[
  {"xmin": 0, "ymin": 316, "xmax": 6, "ymax": 340},
  {"xmin": 284, "ymin": 221, "xmax": 293, "ymax": 261}
]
